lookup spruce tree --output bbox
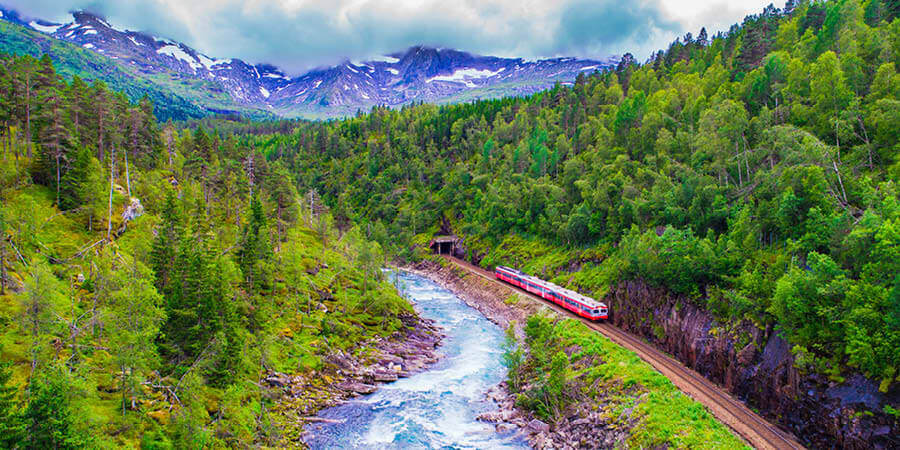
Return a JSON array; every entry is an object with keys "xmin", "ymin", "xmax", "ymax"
[
  {"xmin": 238, "ymin": 192, "xmax": 270, "ymax": 293},
  {"xmin": 0, "ymin": 347, "xmax": 23, "ymax": 448},
  {"xmin": 22, "ymin": 371, "xmax": 86, "ymax": 449},
  {"xmin": 150, "ymin": 190, "xmax": 186, "ymax": 296}
]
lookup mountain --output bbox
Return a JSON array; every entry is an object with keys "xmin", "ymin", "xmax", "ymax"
[{"xmin": 0, "ymin": 7, "xmax": 617, "ymax": 119}]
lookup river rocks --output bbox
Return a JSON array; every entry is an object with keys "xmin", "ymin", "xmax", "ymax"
[
  {"xmin": 475, "ymin": 380, "xmax": 633, "ymax": 450},
  {"xmin": 270, "ymin": 312, "xmax": 444, "ymax": 447},
  {"xmin": 528, "ymin": 418, "xmax": 550, "ymax": 433},
  {"xmin": 372, "ymin": 370, "xmax": 398, "ymax": 382},
  {"xmin": 336, "ymin": 381, "xmax": 377, "ymax": 395},
  {"xmin": 265, "ymin": 372, "xmax": 291, "ymax": 388}
]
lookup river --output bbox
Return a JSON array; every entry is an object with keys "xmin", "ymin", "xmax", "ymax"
[{"xmin": 304, "ymin": 270, "xmax": 528, "ymax": 449}]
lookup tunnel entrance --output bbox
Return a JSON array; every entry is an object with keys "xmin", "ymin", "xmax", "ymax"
[{"xmin": 429, "ymin": 236, "xmax": 459, "ymax": 255}]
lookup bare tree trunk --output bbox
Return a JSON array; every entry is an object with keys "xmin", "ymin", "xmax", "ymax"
[
  {"xmin": 167, "ymin": 134, "xmax": 174, "ymax": 166},
  {"xmin": 833, "ymin": 160, "xmax": 848, "ymax": 204},
  {"xmin": 123, "ymin": 146, "xmax": 132, "ymax": 197},
  {"xmin": 0, "ymin": 237, "xmax": 6, "ymax": 295},
  {"xmin": 108, "ymin": 147, "xmax": 115, "ymax": 240}
]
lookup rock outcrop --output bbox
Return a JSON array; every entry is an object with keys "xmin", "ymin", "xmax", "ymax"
[{"xmin": 607, "ymin": 279, "xmax": 900, "ymax": 449}]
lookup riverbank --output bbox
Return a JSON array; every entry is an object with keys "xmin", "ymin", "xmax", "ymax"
[
  {"xmin": 405, "ymin": 259, "xmax": 626, "ymax": 449},
  {"xmin": 270, "ymin": 312, "xmax": 444, "ymax": 447},
  {"xmin": 408, "ymin": 258, "xmax": 747, "ymax": 449}
]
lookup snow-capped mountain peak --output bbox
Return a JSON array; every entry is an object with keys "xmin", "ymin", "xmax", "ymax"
[{"xmin": 3, "ymin": 8, "xmax": 618, "ymax": 118}]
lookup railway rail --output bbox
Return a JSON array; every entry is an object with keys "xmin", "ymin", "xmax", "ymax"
[{"xmin": 442, "ymin": 255, "xmax": 804, "ymax": 450}]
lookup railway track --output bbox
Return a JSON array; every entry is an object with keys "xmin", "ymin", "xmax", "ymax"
[{"xmin": 442, "ymin": 255, "xmax": 804, "ymax": 450}]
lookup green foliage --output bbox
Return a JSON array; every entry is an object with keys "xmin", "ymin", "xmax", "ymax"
[
  {"xmin": 501, "ymin": 323, "xmax": 524, "ymax": 392},
  {"xmin": 0, "ymin": 346, "xmax": 23, "ymax": 448},
  {"xmin": 0, "ymin": 53, "xmax": 418, "ymax": 446},
  {"xmin": 22, "ymin": 369, "xmax": 89, "ymax": 449},
  {"xmin": 511, "ymin": 316, "xmax": 746, "ymax": 448}
]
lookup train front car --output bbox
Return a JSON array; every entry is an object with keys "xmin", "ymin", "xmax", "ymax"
[{"xmin": 587, "ymin": 303, "xmax": 609, "ymax": 321}]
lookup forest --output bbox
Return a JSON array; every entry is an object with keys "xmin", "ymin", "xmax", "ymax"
[
  {"xmin": 0, "ymin": 55, "xmax": 411, "ymax": 447},
  {"xmin": 237, "ymin": 0, "xmax": 900, "ymax": 395}
]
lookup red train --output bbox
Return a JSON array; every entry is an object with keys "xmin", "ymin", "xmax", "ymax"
[{"xmin": 494, "ymin": 266, "xmax": 608, "ymax": 321}]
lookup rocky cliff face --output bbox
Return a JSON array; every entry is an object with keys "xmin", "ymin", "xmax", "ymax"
[{"xmin": 606, "ymin": 280, "xmax": 899, "ymax": 449}]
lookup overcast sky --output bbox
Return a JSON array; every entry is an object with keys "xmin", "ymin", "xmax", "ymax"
[{"xmin": 6, "ymin": 0, "xmax": 776, "ymax": 74}]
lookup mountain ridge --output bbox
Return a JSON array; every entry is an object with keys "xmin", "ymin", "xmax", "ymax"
[{"xmin": 0, "ymin": 6, "xmax": 619, "ymax": 119}]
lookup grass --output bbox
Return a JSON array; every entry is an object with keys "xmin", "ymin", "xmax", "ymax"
[{"xmin": 537, "ymin": 318, "xmax": 748, "ymax": 449}]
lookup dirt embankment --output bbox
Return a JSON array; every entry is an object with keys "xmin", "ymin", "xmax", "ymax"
[{"xmin": 607, "ymin": 280, "xmax": 900, "ymax": 449}]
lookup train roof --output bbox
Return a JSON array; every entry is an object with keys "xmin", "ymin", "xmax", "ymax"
[{"xmin": 495, "ymin": 266, "xmax": 607, "ymax": 309}]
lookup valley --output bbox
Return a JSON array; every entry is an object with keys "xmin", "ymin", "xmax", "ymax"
[{"xmin": 0, "ymin": 0, "xmax": 899, "ymax": 448}]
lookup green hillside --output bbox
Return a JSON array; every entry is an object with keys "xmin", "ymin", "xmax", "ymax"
[{"xmin": 0, "ymin": 53, "xmax": 412, "ymax": 447}]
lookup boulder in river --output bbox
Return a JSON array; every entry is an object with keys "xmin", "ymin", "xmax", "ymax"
[
  {"xmin": 528, "ymin": 418, "xmax": 550, "ymax": 434},
  {"xmin": 337, "ymin": 381, "xmax": 378, "ymax": 395}
]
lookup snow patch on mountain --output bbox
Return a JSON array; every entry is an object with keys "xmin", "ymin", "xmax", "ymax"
[
  {"xmin": 260, "ymin": 86, "xmax": 270, "ymax": 98},
  {"xmin": 29, "ymin": 21, "xmax": 63, "ymax": 34},
  {"xmin": 370, "ymin": 55, "xmax": 400, "ymax": 64},
  {"xmin": 426, "ymin": 68, "xmax": 503, "ymax": 87},
  {"xmin": 199, "ymin": 54, "xmax": 216, "ymax": 69},
  {"xmin": 157, "ymin": 45, "xmax": 201, "ymax": 71}
]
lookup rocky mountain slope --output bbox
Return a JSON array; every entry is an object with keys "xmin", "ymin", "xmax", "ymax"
[{"xmin": 0, "ymin": 7, "xmax": 617, "ymax": 119}]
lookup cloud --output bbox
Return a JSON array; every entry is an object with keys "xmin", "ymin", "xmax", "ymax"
[{"xmin": 2, "ymin": 0, "xmax": 774, "ymax": 75}]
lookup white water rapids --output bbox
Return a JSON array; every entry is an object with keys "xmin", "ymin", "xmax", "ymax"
[{"xmin": 304, "ymin": 270, "xmax": 528, "ymax": 449}]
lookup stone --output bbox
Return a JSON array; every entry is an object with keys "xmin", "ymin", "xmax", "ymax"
[
  {"xmin": 336, "ymin": 382, "xmax": 377, "ymax": 395},
  {"xmin": 496, "ymin": 423, "xmax": 517, "ymax": 433},
  {"xmin": 265, "ymin": 373, "xmax": 290, "ymax": 387},
  {"xmin": 380, "ymin": 353, "xmax": 403, "ymax": 365},
  {"xmin": 373, "ymin": 371, "xmax": 398, "ymax": 382},
  {"xmin": 121, "ymin": 197, "xmax": 144, "ymax": 222},
  {"xmin": 528, "ymin": 418, "xmax": 550, "ymax": 434},
  {"xmin": 477, "ymin": 411, "xmax": 501, "ymax": 423}
]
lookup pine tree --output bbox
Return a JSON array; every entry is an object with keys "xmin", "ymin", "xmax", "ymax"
[
  {"xmin": 22, "ymin": 371, "xmax": 86, "ymax": 449},
  {"xmin": 11, "ymin": 56, "xmax": 38, "ymax": 158},
  {"xmin": 91, "ymin": 81, "xmax": 110, "ymax": 162},
  {"xmin": 0, "ymin": 346, "xmax": 23, "ymax": 448},
  {"xmin": 103, "ymin": 254, "xmax": 164, "ymax": 416},
  {"xmin": 150, "ymin": 190, "xmax": 186, "ymax": 296},
  {"xmin": 237, "ymin": 192, "xmax": 270, "ymax": 293},
  {"xmin": 35, "ymin": 60, "xmax": 71, "ymax": 206}
]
